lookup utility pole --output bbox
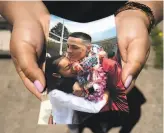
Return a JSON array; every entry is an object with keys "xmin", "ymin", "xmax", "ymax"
[{"xmin": 60, "ymin": 19, "xmax": 65, "ymax": 55}]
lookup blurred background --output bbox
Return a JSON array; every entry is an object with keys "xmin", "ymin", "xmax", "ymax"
[{"xmin": 0, "ymin": 15, "xmax": 163, "ymax": 133}]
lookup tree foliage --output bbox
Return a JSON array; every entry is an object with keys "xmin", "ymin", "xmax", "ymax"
[
  {"xmin": 150, "ymin": 27, "xmax": 163, "ymax": 69},
  {"xmin": 50, "ymin": 22, "xmax": 69, "ymax": 42}
]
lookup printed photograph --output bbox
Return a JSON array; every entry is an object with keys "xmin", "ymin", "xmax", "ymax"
[{"xmin": 38, "ymin": 14, "xmax": 129, "ymax": 125}]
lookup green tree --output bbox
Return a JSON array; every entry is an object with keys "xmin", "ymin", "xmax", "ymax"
[
  {"xmin": 50, "ymin": 22, "xmax": 69, "ymax": 42},
  {"xmin": 150, "ymin": 27, "xmax": 163, "ymax": 69}
]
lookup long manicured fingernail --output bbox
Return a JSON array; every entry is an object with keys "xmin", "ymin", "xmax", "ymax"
[
  {"xmin": 124, "ymin": 75, "xmax": 133, "ymax": 88},
  {"xmin": 34, "ymin": 80, "xmax": 44, "ymax": 92}
]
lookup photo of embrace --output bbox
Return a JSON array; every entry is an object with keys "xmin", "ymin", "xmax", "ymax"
[{"xmin": 38, "ymin": 14, "xmax": 129, "ymax": 125}]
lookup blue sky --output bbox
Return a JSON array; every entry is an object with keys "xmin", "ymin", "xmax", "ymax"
[
  {"xmin": 91, "ymin": 27, "xmax": 116, "ymax": 42},
  {"xmin": 50, "ymin": 14, "xmax": 117, "ymax": 42},
  {"xmin": 50, "ymin": 15, "xmax": 63, "ymax": 22}
]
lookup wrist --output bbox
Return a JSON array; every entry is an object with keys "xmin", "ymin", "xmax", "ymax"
[
  {"xmin": 116, "ymin": 10, "xmax": 150, "ymax": 31},
  {"xmin": 130, "ymin": 1, "xmax": 163, "ymax": 24},
  {"xmin": 115, "ymin": 1, "xmax": 156, "ymax": 33}
]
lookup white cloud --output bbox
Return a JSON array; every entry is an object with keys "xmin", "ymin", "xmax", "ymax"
[
  {"xmin": 49, "ymin": 15, "xmax": 116, "ymax": 36},
  {"xmin": 64, "ymin": 15, "xmax": 116, "ymax": 34}
]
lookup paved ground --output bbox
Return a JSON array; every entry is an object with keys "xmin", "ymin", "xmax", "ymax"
[
  {"xmin": 0, "ymin": 30, "xmax": 11, "ymax": 51},
  {"xmin": 0, "ymin": 45, "xmax": 163, "ymax": 133}
]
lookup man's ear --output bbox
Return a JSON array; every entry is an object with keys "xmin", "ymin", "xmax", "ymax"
[{"xmin": 52, "ymin": 73, "xmax": 61, "ymax": 78}]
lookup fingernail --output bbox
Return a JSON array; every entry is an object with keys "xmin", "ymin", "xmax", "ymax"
[
  {"xmin": 34, "ymin": 80, "xmax": 44, "ymax": 92},
  {"xmin": 124, "ymin": 75, "xmax": 133, "ymax": 88}
]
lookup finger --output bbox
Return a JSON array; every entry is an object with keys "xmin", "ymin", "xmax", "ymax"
[
  {"xmin": 73, "ymin": 91, "xmax": 78, "ymax": 96},
  {"xmin": 121, "ymin": 37, "xmax": 150, "ymax": 89},
  {"xmin": 41, "ymin": 61, "xmax": 46, "ymax": 73},
  {"xmin": 11, "ymin": 40, "xmax": 46, "ymax": 93},
  {"xmin": 12, "ymin": 55, "xmax": 42, "ymax": 100},
  {"xmin": 117, "ymin": 38, "xmax": 128, "ymax": 63},
  {"xmin": 79, "ymin": 65, "xmax": 84, "ymax": 71},
  {"xmin": 10, "ymin": 19, "xmax": 47, "ymax": 93},
  {"xmin": 125, "ymin": 79, "xmax": 135, "ymax": 94},
  {"xmin": 76, "ymin": 91, "xmax": 82, "ymax": 97}
]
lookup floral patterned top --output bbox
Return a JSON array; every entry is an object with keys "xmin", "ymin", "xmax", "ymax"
[{"xmin": 72, "ymin": 44, "xmax": 107, "ymax": 102}]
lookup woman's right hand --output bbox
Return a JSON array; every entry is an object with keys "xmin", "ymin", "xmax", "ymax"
[
  {"xmin": 0, "ymin": 1, "xmax": 50, "ymax": 100},
  {"xmin": 72, "ymin": 62, "xmax": 84, "ymax": 73},
  {"xmin": 73, "ymin": 82, "xmax": 84, "ymax": 97}
]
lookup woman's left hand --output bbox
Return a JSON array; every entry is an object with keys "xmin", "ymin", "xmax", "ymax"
[{"xmin": 115, "ymin": 10, "xmax": 150, "ymax": 93}]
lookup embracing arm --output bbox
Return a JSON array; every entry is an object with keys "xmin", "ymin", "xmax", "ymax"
[{"xmin": 49, "ymin": 89, "xmax": 107, "ymax": 113}]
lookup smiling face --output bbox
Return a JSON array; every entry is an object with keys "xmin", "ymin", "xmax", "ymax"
[
  {"xmin": 57, "ymin": 57, "xmax": 75, "ymax": 77},
  {"xmin": 66, "ymin": 37, "xmax": 91, "ymax": 61}
]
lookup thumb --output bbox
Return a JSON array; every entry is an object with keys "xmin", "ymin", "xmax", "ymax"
[
  {"xmin": 11, "ymin": 40, "xmax": 46, "ymax": 100},
  {"xmin": 121, "ymin": 38, "xmax": 150, "ymax": 89},
  {"xmin": 20, "ymin": 47, "xmax": 46, "ymax": 93}
]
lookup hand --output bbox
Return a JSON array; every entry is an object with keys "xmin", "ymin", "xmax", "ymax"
[
  {"xmin": 7, "ymin": 2, "xmax": 50, "ymax": 100},
  {"xmin": 72, "ymin": 62, "xmax": 84, "ymax": 73},
  {"xmin": 115, "ymin": 10, "xmax": 150, "ymax": 93},
  {"xmin": 73, "ymin": 82, "xmax": 84, "ymax": 97},
  {"xmin": 103, "ymin": 90, "xmax": 110, "ymax": 103}
]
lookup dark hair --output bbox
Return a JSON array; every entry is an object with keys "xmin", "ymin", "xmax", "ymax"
[
  {"xmin": 52, "ymin": 56, "xmax": 65, "ymax": 73},
  {"xmin": 45, "ymin": 55, "xmax": 64, "ymax": 74},
  {"xmin": 45, "ymin": 56, "xmax": 76, "ymax": 94},
  {"xmin": 69, "ymin": 32, "xmax": 92, "ymax": 42}
]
